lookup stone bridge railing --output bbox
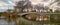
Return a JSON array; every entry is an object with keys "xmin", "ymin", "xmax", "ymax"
[{"xmin": 18, "ymin": 12, "xmax": 60, "ymax": 16}]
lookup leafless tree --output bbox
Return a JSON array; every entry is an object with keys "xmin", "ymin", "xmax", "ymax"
[{"xmin": 14, "ymin": 0, "xmax": 32, "ymax": 13}]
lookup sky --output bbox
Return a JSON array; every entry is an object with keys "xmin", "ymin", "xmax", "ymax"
[
  {"xmin": 0, "ymin": 0, "xmax": 58, "ymax": 12},
  {"xmin": 0, "ymin": 0, "xmax": 14, "ymax": 12},
  {"xmin": 0, "ymin": 0, "xmax": 50, "ymax": 12}
]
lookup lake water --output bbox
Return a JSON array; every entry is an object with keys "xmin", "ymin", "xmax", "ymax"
[{"xmin": 0, "ymin": 19, "xmax": 15, "ymax": 25}]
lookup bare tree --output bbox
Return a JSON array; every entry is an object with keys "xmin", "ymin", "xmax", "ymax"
[{"xmin": 14, "ymin": 0, "xmax": 32, "ymax": 13}]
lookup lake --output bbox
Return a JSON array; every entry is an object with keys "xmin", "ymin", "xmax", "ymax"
[{"xmin": 0, "ymin": 19, "xmax": 15, "ymax": 25}]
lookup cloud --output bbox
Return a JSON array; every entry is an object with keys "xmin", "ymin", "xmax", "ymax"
[
  {"xmin": 0, "ymin": 9, "xmax": 7, "ymax": 12},
  {"xmin": 10, "ymin": 0, "xmax": 20, "ymax": 3},
  {"xmin": 31, "ymin": 0, "xmax": 41, "ymax": 4},
  {"xmin": 0, "ymin": 0, "xmax": 14, "ymax": 12},
  {"xmin": 0, "ymin": 1, "xmax": 8, "ymax": 7}
]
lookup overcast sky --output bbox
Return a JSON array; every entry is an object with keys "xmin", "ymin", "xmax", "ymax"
[
  {"xmin": 0, "ymin": 0, "xmax": 49, "ymax": 12},
  {"xmin": 0, "ymin": 0, "xmax": 57, "ymax": 12},
  {"xmin": 0, "ymin": 0, "xmax": 14, "ymax": 12}
]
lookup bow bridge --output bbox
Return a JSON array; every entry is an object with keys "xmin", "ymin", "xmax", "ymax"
[{"xmin": 18, "ymin": 12, "xmax": 60, "ymax": 16}]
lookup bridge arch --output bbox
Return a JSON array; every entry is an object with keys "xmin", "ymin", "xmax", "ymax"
[{"xmin": 20, "ymin": 13, "xmax": 50, "ymax": 21}]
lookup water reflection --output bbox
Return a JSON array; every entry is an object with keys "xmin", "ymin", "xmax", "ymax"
[
  {"xmin": 0, "ymin": 19, "xmax": 8, "ymax": 25},
  {"xmin": 0, "ymin": 18, "xmax": 14, "ymax": 25}
]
